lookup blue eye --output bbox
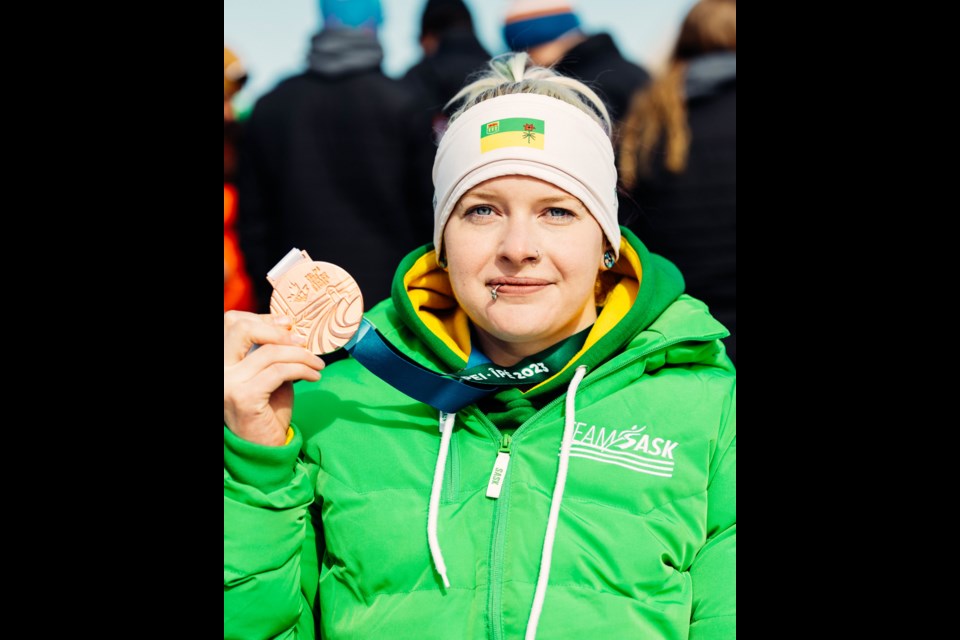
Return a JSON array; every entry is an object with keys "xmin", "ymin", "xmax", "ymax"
[
  {"xmin": 470, "ymin": 205, "xmax": 494, "ymax": 216},
  {"xmin": 547, "ymin": 208, "xmax": 573, "ymax": 218}
]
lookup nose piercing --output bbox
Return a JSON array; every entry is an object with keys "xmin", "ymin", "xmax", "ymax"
[{"xmin": 490, "ymin": 284, "xmax": 503, "ymax": 300}]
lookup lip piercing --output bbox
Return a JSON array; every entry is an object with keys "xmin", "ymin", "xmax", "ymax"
[{"xmin": 490, "ymin": 284, "xmax": 503, "ymax": 300}]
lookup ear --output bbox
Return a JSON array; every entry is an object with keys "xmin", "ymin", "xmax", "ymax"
[{"xmin": 602, "ymin": 247, "xmax": 616, "ymax": 270}]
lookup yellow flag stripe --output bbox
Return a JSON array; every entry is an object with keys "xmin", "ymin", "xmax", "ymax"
[{"xmin": 480, "ymin": 130, "xmax": 545, "ymax": 153}]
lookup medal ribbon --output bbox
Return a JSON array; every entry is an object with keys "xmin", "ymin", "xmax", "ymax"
[{"xmin": 343, "ymin": 318, "xmax": 590, "ymax": 413}]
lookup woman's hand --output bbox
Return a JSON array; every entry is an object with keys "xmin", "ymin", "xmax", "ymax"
[{"xmin": 224, "ymin": 311, "xmax": 325, "ymax": 446}]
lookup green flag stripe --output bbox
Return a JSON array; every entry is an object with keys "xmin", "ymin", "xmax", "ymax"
[{"xmin": 480, "ymin": 118, "xmax": 545, "ymax": 138}]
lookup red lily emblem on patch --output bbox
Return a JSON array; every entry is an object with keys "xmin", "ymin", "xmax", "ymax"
[{"xmin": 522, "ymin": 123, "xmax": 537, "ymax": 143}]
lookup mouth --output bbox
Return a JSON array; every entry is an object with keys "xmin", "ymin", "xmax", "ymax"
[{"xmin": 487, "ymin": 277, "xmax": 551, "ymax": 296}]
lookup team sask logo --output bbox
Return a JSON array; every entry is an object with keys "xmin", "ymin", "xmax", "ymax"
[{"xmin": 569, "ymin": 423, "xmax": 679, "ymax": 478}]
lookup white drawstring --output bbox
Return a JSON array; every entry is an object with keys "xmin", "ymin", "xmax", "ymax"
[
  {"xmin": 525, "ymin": 365, "xmax": 588, "ymax": 640},
  {"xmin": 428, "ymin": 410, "xmax": 457, "ymax": 588}
]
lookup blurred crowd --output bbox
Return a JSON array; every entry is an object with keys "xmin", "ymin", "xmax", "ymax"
[{"xmin": 224, "ymin": 0, "xmax": 736, "ymax": 364}]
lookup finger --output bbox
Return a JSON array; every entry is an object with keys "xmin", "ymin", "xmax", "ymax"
[
  {"xmin": 249, "ymin": 362, "xmax": 323, "ymax": 393},
  {"xmin": 235, "ymin": 343, "xmax": 326, "ymax": 379},
  {"xmin": 224, "ymin": 311, "xmax": 304, "ymax": 364}
]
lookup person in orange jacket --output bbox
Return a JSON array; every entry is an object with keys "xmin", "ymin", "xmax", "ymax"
[{"xmin": 224, "ymin": 46, "xmax": 256, "ymax": 313}]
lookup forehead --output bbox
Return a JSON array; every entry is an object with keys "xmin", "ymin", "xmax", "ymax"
[{"xmin": 459, "ymin": 175, "xmax": 583, "ymax": 204}]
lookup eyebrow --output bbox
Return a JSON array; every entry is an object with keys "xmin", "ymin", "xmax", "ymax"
[
  {"xmin": 459, "ymin": 193, "xmax": 584, "ymax": 208},
  {"xmin": 459, "ymin": 191, "xmax": 501, "ymax": 202}
]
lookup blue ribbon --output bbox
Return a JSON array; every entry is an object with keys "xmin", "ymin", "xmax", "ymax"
[{"xmin": 344, "ymin": 318, "xmax": 497, "ymax": 413}]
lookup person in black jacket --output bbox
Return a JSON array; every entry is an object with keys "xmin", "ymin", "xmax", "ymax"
[
  {"xmin": 237, "ymin": 0, "xmax": 436, "ymax": 320},
  {"xmin": 402, "ymin": 0, "xmax": 491, "ymax": 140},
  {"xmin": 501, "ymin": 0, "xmax": 650, "ymax": 129},
  {"xmin": 618, "ymin": 0, "xmax": 736, "ymax": 364}
]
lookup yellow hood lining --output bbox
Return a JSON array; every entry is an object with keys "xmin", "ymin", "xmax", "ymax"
[{"xmin": 402, "ymin": 240, "xmax": 642, "ymax": 389}]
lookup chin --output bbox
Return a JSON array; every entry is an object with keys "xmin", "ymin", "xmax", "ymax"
[{"xmin": 485, "ymin": 317, "xmax": 553, "ymax": 342}]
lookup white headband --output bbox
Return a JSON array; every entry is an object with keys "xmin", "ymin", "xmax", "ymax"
[{"xmin": 432, "ymin": 93, "xmax": 620, "ymax": 259}]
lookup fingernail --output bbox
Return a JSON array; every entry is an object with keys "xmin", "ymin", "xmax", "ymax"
[{"xmin": 274, "ymin": 315, "xmax": 292, "ymax": 326}]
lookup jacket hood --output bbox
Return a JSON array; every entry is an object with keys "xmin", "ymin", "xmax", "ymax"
[
  {"xmin": 387, "ymin": 226, "xmax": 730, "ymax": 395},
  {"xmin": 434, "ymin": 27, "xmax": 489, "ymax": 57},
  {"xmin": 558, "ymin": 33, "xmax": 621, "ymax": 64},
  {"xmin": 685, "ymin": 51, "xmax": 736, "ymax": 100},
  {"xmin": 307, "ymin": 28, "xmax": 384, "ymax": 77}
]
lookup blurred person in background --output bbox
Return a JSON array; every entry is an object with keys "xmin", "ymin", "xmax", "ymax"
[
  {"xmin": 403, "ymin": 0, "xmax": 491, "ymax": 140},
  {"xmin": 237, "ymin": 0, "xmax": 435, "ymax": 320},
  {"xmin": 618, "ymin": 0, "xmax": 736, "ymax": 364},
  {"xmin": 502, "ymin": 0, "xmax": 650, "ymax": 131},
  {"xmin": 224, "ymin": 45, "xmax": 256, "ymax": 313}
]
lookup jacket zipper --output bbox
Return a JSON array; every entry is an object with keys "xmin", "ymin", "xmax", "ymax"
[
  {"xmin": 463, "ymin": 409, "xmax": 512, "ymax": 640},
  {"xmin": 485, "ymin": 433, "xmax": 511, "ymax": 499},
  {"xmin": 487, "ymin": 430, "xmax": 512, "ymax": 640}
]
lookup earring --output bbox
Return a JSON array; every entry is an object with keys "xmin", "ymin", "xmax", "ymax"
[
  {"xmin": 438, "ymin": 255, "xmax": 448, "ymax": 269},
  {"xmin": 603, "ymin": 250, "xmax": 616, "ymax": 269}
]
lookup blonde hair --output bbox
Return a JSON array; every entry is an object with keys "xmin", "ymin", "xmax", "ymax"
[
  {"xmin": 619, "ymin": 0, "xmax": 736, "ymax": 187},
  {"xmin": 445, "ymin": 52, "xmax": 612, "ymax": 138}
]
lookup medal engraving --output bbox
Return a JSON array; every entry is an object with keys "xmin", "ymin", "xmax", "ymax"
[{"xmin": 268, "ymin": 253, "xmax": 363, "ymax": 354}]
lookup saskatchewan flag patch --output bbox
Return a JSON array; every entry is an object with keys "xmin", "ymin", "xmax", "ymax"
[{"xmin": 480, "ymin": 118, "xmax": 545, "ymax": 153}]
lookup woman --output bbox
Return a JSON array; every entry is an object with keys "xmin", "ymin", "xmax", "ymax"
[
  {"xmin": 224, "ymin": 53, "xmax": 736, "ymax": 640},
  {"xmin": 618, "ymin": 0, "xmax": 736, "ymax": 365}
]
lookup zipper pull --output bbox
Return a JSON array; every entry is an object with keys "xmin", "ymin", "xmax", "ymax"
[{"xmin": 486, "ymin": 433, "xmax": 511, "ymax": 499}]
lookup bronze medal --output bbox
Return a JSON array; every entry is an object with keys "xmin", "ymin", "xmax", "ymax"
[{"xmin": 267, "ymin": 250, "xmax": 364, "ymax": 354}]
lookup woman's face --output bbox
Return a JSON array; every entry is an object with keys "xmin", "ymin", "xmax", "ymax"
[{"xmin": 442, "ymin": 175, "xmax": 606, "ymax": 364}]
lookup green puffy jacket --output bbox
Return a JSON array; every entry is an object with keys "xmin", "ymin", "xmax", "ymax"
[{"xmin": 224, "ymin": 228, "xmax": 736, "ymax": 639}]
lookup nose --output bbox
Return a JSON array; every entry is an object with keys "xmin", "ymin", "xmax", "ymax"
[{"xmin": 497, "ymin": 217, "xmax": 541, "ymax": 265}]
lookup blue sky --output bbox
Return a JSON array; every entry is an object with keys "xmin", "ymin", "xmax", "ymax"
[{"xmin": 225, "ymin": 0, "xmax": 697, "ymax": 114}]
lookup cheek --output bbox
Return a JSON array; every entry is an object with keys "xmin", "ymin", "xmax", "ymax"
[
  {"xmin": 560, "ymin": 248, "xmax": 605, "ymax": 294},
  {"xmin": 444, "ymin": 228, "xmax": 489, "ymax": 276},
  {"xmin": 444, "ymin": 246, "xmax": 482, "ymax": 300},
  {"xmin": 448, "ymin": 260, "xmax": 484, "ymax": 302},
  {"xmin": 560, "ymin": 234, "xmax": 604, "ymax": 268}
]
